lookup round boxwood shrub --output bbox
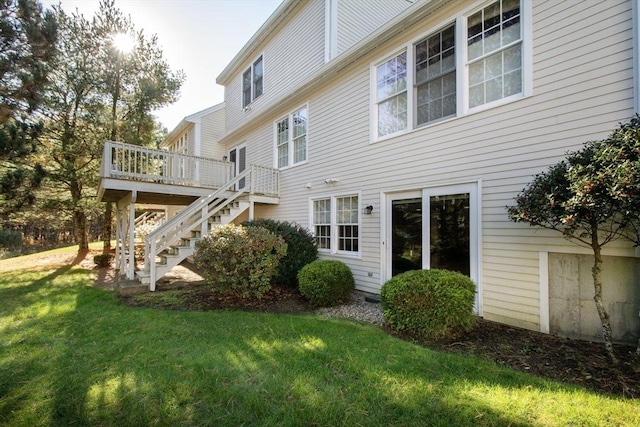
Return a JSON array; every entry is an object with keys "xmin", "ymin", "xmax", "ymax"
[
  {"xmin": 243, "ymin": 218, "xmax": 317, "ymax": 287},
  {"xmin": 297, "ymin": 260, "xmax": 354, "ymax": 307},
  {"xmin": 380, "ymin": 269, "xmax": 476, "ymax": 340}
]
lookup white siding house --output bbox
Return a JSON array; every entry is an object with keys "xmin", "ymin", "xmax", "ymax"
[
  {"xmin": 215, "ymin": 0, "xmax": 640, "ymax": 340},
  {"xmin": 100, "ymin": 0, "xmax": 640, "ymax": 343}
]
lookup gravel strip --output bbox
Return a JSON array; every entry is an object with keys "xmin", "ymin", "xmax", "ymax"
[{"xmin": 316, "ymin": 292, "xmax": 385, "ymax": 325}]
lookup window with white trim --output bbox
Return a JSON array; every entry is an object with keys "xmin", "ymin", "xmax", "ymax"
[
  {"xmin": 313, "ymin": 198, "xmax": 331, "ymax": 250},
  {"xmin": 373, "ymin": 0, "xmax": 526, "ymax": 139},
  {"xmin": 242, "ymin": 55, "xmax": 263, "ymax": 108},
  {"xmin": 275, "ymin": 106, "xmax": 307, "ymax": 168},
  {"xmin": 376, "ymin": 52, "xmax": 407, "ymax": 137},
  {"xmin": 311, "ymin": 195, "xmax": 360, "ymax": 254}
]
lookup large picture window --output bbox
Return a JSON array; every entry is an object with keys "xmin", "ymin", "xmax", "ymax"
[
  {"xmin": 242, "ymin": 55, "xmax": 263, "ymax": 108},
  {"xmin": 311, "ymin": 195, "xmax": 360, "ymax": 254},
  {"xmin": 373, "ymin": 0, "xmax": 527, "ymax": 140},
  {"xmin": 275, "ymin": 106, "xmax": 307, "ymax": 168}
]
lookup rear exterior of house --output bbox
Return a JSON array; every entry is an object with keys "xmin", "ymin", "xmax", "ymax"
[
  {"xmin": 213, "ymin": 0, "xmax": 640, "ymax": 342},
  {"xmin": 100, "ymin": 0, "xmax": 640, "ymax": 343}
]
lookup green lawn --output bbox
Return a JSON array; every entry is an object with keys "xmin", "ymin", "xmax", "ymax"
[{"xmin": 0, "ymin": 246, "xmax": 638, "ymax": 426}]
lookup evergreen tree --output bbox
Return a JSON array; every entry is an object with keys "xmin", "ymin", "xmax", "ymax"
[{"xmin": 0, "ymin": 0, "xmax": 56, "ymax": 215}]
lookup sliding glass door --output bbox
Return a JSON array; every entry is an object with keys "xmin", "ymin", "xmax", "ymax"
[{"xmin": 387, "ymin": 183, "xmax": 478, "ymax": 284}]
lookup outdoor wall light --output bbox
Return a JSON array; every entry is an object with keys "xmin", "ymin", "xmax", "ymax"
[
  {"xmin": 222, "ymin": 156, "xmax": 228, "ymax": 161},
  {"xmin": 323, "ymin": 178, "xmax": 339, "ymax": 184},
  {"xmin": 363, "ymin": 205, "xmax": 374, "ymax": 215}
]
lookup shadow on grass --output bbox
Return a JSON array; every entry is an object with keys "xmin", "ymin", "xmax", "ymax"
[{"xmin": 2, "ymin": 261, "xmax": 638, "ymax": 426}]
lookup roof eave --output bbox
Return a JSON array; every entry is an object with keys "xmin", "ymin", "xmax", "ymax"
[
  {"xmin": 216, "ymin": 0, "xmax": 302, "ymax": 85},
  {"xmin": 218, "ymin": 0, "xmax": 451, "ymax": 144}
]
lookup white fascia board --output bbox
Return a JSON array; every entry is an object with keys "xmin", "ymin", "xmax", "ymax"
[{"xmin": 218, "ymin": 0, "xmax": 452, "ymax": 145}]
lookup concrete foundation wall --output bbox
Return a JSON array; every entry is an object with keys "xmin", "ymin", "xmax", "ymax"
[{"xmin": 549, "ymin": 253, "xmax": 640, "ymax": 344}]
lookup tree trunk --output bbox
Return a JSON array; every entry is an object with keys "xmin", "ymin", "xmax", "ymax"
[
  {"xmin": 70, "ymin": 177, "xmax": 88, "ymax": 251},
  {"xmin": 73, "ymin": 208, "xmax": 88, "ymax": 251},
  {"xmin": 103, "ymin": 202, "xmax": 112, "ymax": 252},
  {"xmin": 591, "ymin": 232, "xmax": 618, "ymax": 364}
]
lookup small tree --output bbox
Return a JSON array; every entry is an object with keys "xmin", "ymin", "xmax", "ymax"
[{"xmin": 507, "ymin": 118, "xmax": 640, "ymax": 364}]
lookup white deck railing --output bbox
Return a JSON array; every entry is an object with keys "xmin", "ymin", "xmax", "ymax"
[{"xmin": 101, "ymin": 141, "xmax": 234, "ymax": 188}]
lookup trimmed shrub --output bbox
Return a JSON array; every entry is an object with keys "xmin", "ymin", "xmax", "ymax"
[
  {"xmin": 380, "ymin": 269, "xmax": 476, "ymax": 340},
  {"xmin": 194, "ymin": 224, "xmax": 287, "ymax": 299},
  {"xmin": 93, "ymin": 253, "xmax": 114, "ymax": 268},
  {"xmin": 297, "ymin": 260, "xmax": 354, "ymax": 307},
  {"xmin": 243, "ymin": 218, "xmax": 317, "ymax": 287}
]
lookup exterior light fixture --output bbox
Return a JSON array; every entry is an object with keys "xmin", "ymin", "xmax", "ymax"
[
  {"xmin": 323, "ymin": 178, "xmax": 339, "ymax": 184},
  {"xmin": 363, "ymin": 205, "xmax": 373, "ymax": 215}
]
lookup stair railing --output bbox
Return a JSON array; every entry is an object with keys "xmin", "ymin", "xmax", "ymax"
[{"xmin": 143, "ymin": 165, "xmax": 279, "ymax": 289}]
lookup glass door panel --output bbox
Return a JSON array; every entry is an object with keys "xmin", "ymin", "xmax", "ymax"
[
  {"xmin": 391, "ymin": 198, "xmax": 422, "ymax": 276},
  {"xmin": 428, "ymin": 193, "xmax": 470, "ymax": 275}
]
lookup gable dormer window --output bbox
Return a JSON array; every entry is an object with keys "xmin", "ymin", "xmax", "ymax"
[{"xmin": 242, "ymin": 55, "xmax": 263, "ymax": 108}]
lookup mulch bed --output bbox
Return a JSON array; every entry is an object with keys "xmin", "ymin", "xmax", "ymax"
[{"xmin": 415, "ymin": 318, "xmax": 640, "ymax": 399}]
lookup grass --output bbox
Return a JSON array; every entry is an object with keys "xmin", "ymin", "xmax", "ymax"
[{"xmin": 1, "ymin": 246, "xmax": 639, "ymax": 426}]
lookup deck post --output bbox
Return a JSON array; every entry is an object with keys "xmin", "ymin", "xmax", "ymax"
[{"xmin": 127, "ymin": 191, "xmax": 137, "ymax": 280}]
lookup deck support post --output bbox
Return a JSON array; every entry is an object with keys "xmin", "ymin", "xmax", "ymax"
[{"xmin": 127, "ymin": 191, "xmax": 137, "ymax": 280}]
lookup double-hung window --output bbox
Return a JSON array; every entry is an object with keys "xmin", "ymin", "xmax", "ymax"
[
  {"xmin": 373, "ymin": 0, "xmax": 527, "ymax": 140},
  {"xmin": 242, "ymin": 55, "xmax": 263, "ymax": 108},
  {"xmin": 276, "ymin": 106, "xmax": 307, "ymax": 168},
  {"xmin": 311, "ymin": 195, "xmax": 360, "ymax": 255}
]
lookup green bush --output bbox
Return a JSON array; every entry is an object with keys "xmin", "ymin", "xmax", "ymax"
[
  {"xmin": 243, "ymin": 218, "xmax": 317, "ymax": 287},
  {"xmin": 297, "ymin": 260, "xmax": 354, "ymax": 307},
  {"xmin": 381, "ymin": 269, "xmax": 476, "ymax": 340},
  {"xmin": 194, "ymin": 224, "xmax": 287, "ymax": 299},
  {"xmin": 0, "ymin": 230, "xmax": 22, "ymax": 249},
  {"xmin": 93, "ymin": 253, "xmax": 114, "ymax": 268}
]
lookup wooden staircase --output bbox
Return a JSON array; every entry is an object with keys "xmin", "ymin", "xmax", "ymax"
[
  {"xmin": 135, "ymin": 199, "xmax": 249, "ymax": 288},
  {"xmin": 135, "ymin": 166, "xmax": 266, "ymax": 290}
]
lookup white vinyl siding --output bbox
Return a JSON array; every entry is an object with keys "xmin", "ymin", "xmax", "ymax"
[
  {"xmin": 335, "ymin": 0, "xmax": 410, "ymax": 57},
  {"xmin": 224, "ymin": 0, "xmax": 325, "ymax": 133},
  {"xmin": 199, "ymin": 105, "xmax": 226, "ymax": 160},
  {"xmin": 225, "ymin": 0, "xmax": 635, "ymax": 333}
]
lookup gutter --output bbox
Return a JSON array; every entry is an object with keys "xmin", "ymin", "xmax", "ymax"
[{"xmin": 218, "ymin": 0, "xmax": 451, "ymax": 145}]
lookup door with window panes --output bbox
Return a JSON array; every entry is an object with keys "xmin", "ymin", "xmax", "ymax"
[{"xmin": 386, "ymin": 184, "xmax": 478, "ymax": 305}]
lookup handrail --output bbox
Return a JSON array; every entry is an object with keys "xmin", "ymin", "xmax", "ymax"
[
  {"xmin": 143, "ymin": 165, "xmax": 280, "ymax": 290},
  {"xmin": 102, "ymin": 140, "xmax": 234, "ymax": 188}
]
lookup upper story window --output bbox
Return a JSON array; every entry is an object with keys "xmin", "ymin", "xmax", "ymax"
[
  {"xmin": 242, "ymin": 55, "xmax": 263, "ymax": 108},
  {"xmin": 276, "ymin": 106, "xmax": 308, "ymax": 169},
  {"xmin": 373, "ymin": 0, "xmax": 528, "ymax": 140},
  {"xmin": 376, "ymin": 52, "xmax": 407, "ymax": 137},
  {"xmin": 467, "ymin": 0, "xmax": 521, "ymax": 108}
]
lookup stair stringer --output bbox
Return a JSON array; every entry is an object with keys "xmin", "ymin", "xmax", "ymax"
[{"xmin": 136, "ymin": 199, "xmax": 249, "ymax": 289}]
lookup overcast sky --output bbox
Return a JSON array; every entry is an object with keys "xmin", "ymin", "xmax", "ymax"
[{"xmin": 42, "ymin": 0, "xmax": 283, "ymax": 130}]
